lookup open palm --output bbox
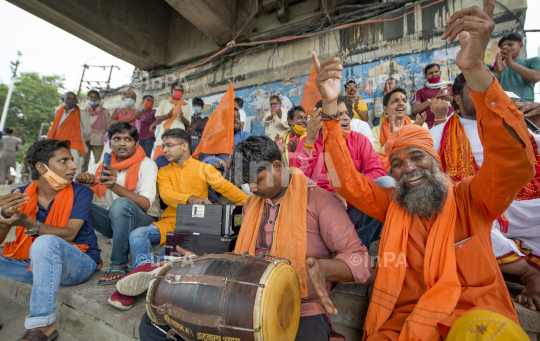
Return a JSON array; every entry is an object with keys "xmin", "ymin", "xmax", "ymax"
[{"xmin": 312, "ymin": 52, "xmax": 342, "ymax": 103}]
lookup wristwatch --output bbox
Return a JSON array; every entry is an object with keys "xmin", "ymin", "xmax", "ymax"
[{"xmin": 24, "ymin": 220, "xmax": 41, "ymax": 235}]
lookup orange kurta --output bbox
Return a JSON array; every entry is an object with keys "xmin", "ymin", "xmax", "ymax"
[{"xmin": 323, "ymin": 78, "xmax": 535, "ymax": 340}]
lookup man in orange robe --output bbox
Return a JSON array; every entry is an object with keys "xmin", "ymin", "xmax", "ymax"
[{"xmin": 312, "ymin": 1, "xmax": 535, "ymax": 339}]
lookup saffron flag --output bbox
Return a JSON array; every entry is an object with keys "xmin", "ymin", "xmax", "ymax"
[
  {"xmin": 300, "ymin": 65, "xmax": 322, "ymax": 116},
  {"xmin": 192, "ymin": 85, "xmax": 235, "ymax": 158}
]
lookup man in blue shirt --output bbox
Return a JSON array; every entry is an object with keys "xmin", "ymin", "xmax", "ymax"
[
  {"xmin": 496, "ymin": 33, "xmax": 540, "ymax": 102},
  {"xmin": 0, "ymin": 139, "xmax": 100, "ymax": 340}
]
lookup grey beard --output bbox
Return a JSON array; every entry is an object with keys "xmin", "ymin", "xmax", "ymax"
[{"xmin": 392, "ymin": 164, "xmax": 450, "ymax": 219}]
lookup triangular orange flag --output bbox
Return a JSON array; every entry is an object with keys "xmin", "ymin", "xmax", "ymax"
[
  {"xmin": 192, "ymin": 85, "xmax": 235, "ymax": 158},
  {"xmin": 300, "ymin": 65, "xmax": 322, "ymax": 117}
]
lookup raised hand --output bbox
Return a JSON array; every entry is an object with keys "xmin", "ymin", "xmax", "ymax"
[
  {"xmin": 495, "ymin": 53, "xmax": 507, "ymax": 73},
  {"xmin": 312, "ymin": 52, "xmax": 342, "ymax": 104},
  {"xmin": 306, "ymin": 108, "xmax": 322, "ymax": 145},
  {"xmin": 99, "ymin": 164, "xmax": 118, "ymax": 189},
  {"xmin": 389, "ymin": 115, "xmax": 403, "ymax": 133},
  {"xmin": 287, "ymin": 138, "xmax": 298, "ymax": 153},
  {"xmin": 0, "ymin": 189, "xmax": 28, "ymax": 219},
  {"xmin": 428, "ymin": 98, "xmax": 449, "ymax": 120},
  {"xmin": 414, "ymin": 112, "xmax": 428, "ymax": 127},
  {"xmin": 275, "ymin": 134, "xmax": 286, "ymax": 154},
  {"xmin": 76, "ymin": 173, "xmax": 98, "ymax": 187}
]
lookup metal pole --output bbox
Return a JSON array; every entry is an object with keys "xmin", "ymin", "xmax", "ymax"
[
  {"xmin": 0, "ymin": 51, "xmax": 21, "ymax": 132},
  {"xmin": 106, "ymin": 65, "xmax": 114, "ymax": 90},
  {"xmin": 77, "ymin": 64, "xmax": 87, "ymax": 98}
]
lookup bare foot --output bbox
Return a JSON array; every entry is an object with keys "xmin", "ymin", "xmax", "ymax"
[
  {"xmin": 96, "ymin": 259, "xmax": 103, "ymax": 271},
  {"xmin": 100, "ymin": 266, "xmax": 129, "ymax": 282},
  {"xmin": 516, "ymin": 269, "xmax": 540, "ymax": 311}
]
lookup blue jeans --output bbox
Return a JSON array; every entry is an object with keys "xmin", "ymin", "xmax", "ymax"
[
  {"xmin": 91, "ymin": 197, "xmax": 156, "ymax": 268},
  {"xmin": 129, "ymin": 224, "xmax": 163, "ymax": 268},
  {"xmin": 0, "ymin": 235, "xmax": 97, "ymax": 329},
  {"xmin": 347, "ymin": 176, "xmax": 396, "ymax": 250}
]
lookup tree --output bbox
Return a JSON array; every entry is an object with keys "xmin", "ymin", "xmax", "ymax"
[{"xmin": 0, "ymin": 72, "xmax": 64, "ymax": 160}]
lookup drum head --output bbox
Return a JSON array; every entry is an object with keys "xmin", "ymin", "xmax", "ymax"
[{"xmin": 256, "ymin": 262, "xmax": 301, "ymax": 341}]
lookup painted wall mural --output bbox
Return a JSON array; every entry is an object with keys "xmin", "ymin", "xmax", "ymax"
[{"xmin": 188, "ymin": 34, "xmax": 506, "ymax": 135}]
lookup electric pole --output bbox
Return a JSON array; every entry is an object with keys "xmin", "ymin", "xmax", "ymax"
[
  {"xmin": 77, "ymin": 64, "xmax": 120, "ymax": 98},
  {"xmin": 0, "ymin": 51, "xmax": 22, "ymax": 132}
]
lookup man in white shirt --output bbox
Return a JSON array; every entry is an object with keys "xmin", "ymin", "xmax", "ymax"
[
  {"xmin": 76, "ymin": 123, "xmax": 159, "ymax": 285},
  {"xmin": 261, "ymin": 95, "xmax": 289, "ymax": 141},
  {"xmin": 150, "ymin": 82, "xmax": 192, "ymax": 156},
  {"xmin": 234, "ymin": 97, "xmax": 247, "ymax": 131},
  {"xmin": 430, "ymin": 72, "xmax": 540, "ymax": 312}
]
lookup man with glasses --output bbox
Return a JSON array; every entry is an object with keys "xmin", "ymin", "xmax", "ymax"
[
  {"xmin": 104, "ymin": 128, "xmax": 248, "ymax": 310},
  {"xmin": 75, "ymin": 123, "xmax": 159, "ymax": 286}
]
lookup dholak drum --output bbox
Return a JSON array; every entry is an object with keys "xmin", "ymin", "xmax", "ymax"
[{"xmin": 146, "ymin": 252, "xmax": 301, "ymax": 341}]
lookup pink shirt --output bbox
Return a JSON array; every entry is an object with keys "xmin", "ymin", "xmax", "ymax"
[
  {"xmin": 293, "ymin": 131, "xmax": 386, "ymax": 208},
  {"xmin": 243, "ymin": 176, "xmax": 371, "ymax": 317}
]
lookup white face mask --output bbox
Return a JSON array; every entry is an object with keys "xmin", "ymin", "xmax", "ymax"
[{"xmin": 124, "ymin": 98, "xmax": 136, "ymax": 107}]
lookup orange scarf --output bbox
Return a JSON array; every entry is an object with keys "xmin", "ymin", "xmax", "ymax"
[
  {"xmin": 2, "ymin": 182, "xmax": 88, "ymax": 265},
  {"xmin": 379, "ymin": 114, "xmax": 412, "ymax": 147},
  {"xmin": 440, "ymin": 115, "xmax": 540, "ymax": 201},
  {"xmin": 47, "ymin": 106, "xmax": 86, "ymax": 155},
  {"xmin": 92, "ymin": 146, "xmax": 146, "ymax": 198},
  {"xmin": 164, "ymin": 97, "xmax": 188, "ymax": 130},
  {"xmin": 234, "ymin": 168, "xmax": 308, "ymax": 298},
  {"xmin": 364, "ymin": 179, "xmax": 460, "ymax": 340}
]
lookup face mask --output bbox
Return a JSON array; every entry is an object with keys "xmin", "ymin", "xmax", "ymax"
[
  {"xmin": 427, "ymin": 76, "xmax": 441, "ymax": 84},
  {"xmin": 193, "ymin": 106, "xmax": 202, "ymax": 114},
  {"xmin": 173, "ymin": 91, "xmax": 183, "ymax": 100},
  {"xmin": 89, "ymin": 100, "xmax": 100, "ymax": 106},
  {"xmin": 124, "ymin": 98, "xmax": 136, "ymax": 107},
  {"xmin": 292, "ymin": 124, "xmax": 306, "ymax": 136},
  {"xmin": 65, "ymin": 100, "xmax": 77, "ymax": 109},
  {"xmin": 42, "ymin": 164, "xmax": 71, "ymax": 191},
  {"xmin": 144, "ymin": 101, "xmax": 153, "ymax": 109}
]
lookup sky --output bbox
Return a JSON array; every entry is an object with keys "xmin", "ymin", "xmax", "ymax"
[{"xmin": 0, "ymin": 0, "xmax": 539, "ymax": 98}]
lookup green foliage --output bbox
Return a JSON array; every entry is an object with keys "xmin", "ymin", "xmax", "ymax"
[{"xmin": 0, "ymin": 72, "xmax": 64, "ymax": 161}]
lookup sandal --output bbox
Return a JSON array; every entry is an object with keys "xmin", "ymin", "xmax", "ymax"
[
  {"xmin": 20, "ymin": 329, "xmax": 59, "ymax": 341},
  {"xmin": 97, "ymin": 268, "xmax": 129, "ymax": 286}
]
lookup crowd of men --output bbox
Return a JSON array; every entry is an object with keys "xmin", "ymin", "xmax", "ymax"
[{"xmin": 1, "ymin": 0, "xmax": 540, "ymax": 340}]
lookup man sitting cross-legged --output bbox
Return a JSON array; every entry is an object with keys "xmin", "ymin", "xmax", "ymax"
[
  {"xmin": 312, "ymin": 0, "xmax": 534, "ymax": 338},
  {"xmin": 0, "ymin": 139, "xmax": 100, "ymax": 341},
  {"xmin": 430, "ymin": 71, "xmax": 540, "ymax": 313},
  {"xmin": 136, "ymin": 135, "xmax": 372, "ymax": 341},
  {"xmin": 107, "ymin": 128, "xmax": 248, "ymax": 310},
  {"xmin": 76, "ymin": 122, "xmax": 160, "ymax": 285}
]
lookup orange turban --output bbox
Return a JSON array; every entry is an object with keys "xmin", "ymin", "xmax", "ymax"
[{"xmin": 384, "ymin": 124, "xmax": 440, "ymax": 163}]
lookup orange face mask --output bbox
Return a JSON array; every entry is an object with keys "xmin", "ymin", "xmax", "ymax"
[
  {"xmin": 42, "ymin": 165, "xmax": 71, "ymax": 191},
  {"xmin": 144, "ymin": 101, "xmax": 153, "ymax": 109}
]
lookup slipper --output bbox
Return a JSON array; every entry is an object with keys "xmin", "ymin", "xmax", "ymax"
[
  {"xmin": 20, "ymin": 329, "xmax": 59, "ymax": 341},
  {"xmin": 97, "ymin": 268, "xmax": 129, "ymax": 286}
]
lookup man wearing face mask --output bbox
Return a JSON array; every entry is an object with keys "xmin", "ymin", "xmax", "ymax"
[
  {"xmin": 185, "ymin": 97, "xmax": 208, "ymax": 154},
  {"xmin": 83, "ymin": 89, "xmax": 110, "ymax": 172},
  {"xmin": 76, "ymin": 123, "xmax": 159, "ymax": 286},
  {"xmin": 262, "ymin": 95, "xmax": 289, "ymax": 141},
  {"xmin": 275, "ymin": 106, "xmax": 308, "ymax": 168},
  {"xmin": 150, "ymin": 82, "xmax": 192, "ymax": 159},
  {"xmin": 412, "ymin": 64, "xmax": 454, "ymax": 128},
  {"xmin": 47, "ymin": 92, "xmax": 91, "ymax": 174},
  {"xmin": 139, "ymin": 95, "xmax": 157, "ymax": 157},
  {"xmin": 0, "ymin": 139, "xmax": 100, "ymax": 341}
]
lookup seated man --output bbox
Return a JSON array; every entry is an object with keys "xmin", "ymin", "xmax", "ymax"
[
  {"xmin": 294, "ymin": 96, "xmax": 389, "ymax": 249},
  {"xmin": 76, "ymin": 123, "xmax": 159, "ymax": 285},
  {"xmin": 372, "ymin": 88, "xmax": 428, "ymax": 153},
  {"xmin": 373, "ymin": 78, "xmax": 412, "ymax": 126},
  {"xmin": 313, "ymin": 1, "xmax": 534, "ymax": 337},
  {"xmin": 431, "ymin": 72, "xmax": 540, "ymax": 312},
  {"xmin": 185, "ymin": 97, "xmax": 207, "ymax": 154},
  {"xmin": 275, "ymin": 106, "xmax": 308, "ymax": 168},
  {"xmin": 137, "ymin": 135, "xmax": 372, "ymax": 341},
  {"xmin": 261, "ymin": 95, "xmax": 289, "ymax": 141},
  {"xmin": 0, "ymin": 139, "xmax": 100, "ymax": 341},
  {"xmin": 344, "ymin": 78, "xmax": 369, "ymax": 121},
  {"xmin": 107, "ymin": 128, "xmax": 248, "ymax": 310}
]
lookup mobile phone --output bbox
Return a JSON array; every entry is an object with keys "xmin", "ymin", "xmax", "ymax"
[
  {"xmin": 504, "ymin": 91, "xmax": 521, "ymax": 103},
  {"xmin": 101, "ymin": 153, "xmax": 112, "ymax": 183}
]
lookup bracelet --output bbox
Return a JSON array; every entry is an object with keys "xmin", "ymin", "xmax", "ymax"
[
  {"xmin": 304, "ymin": 142, "xmax": 314, "ymax": 149},
  {"xmin": 434, "ymin": 118, "xmax": 447, "ymax": 122}
]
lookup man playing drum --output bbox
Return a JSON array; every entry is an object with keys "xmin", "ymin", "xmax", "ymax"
[{"xmin": 138, "ymin": 135, "xmax": 372, "ymax": 341}]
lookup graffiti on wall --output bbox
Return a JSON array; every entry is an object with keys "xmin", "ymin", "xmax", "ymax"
[{"xmin": 190, "ymin": 35, "xmax": 504, "ymax": 135}]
